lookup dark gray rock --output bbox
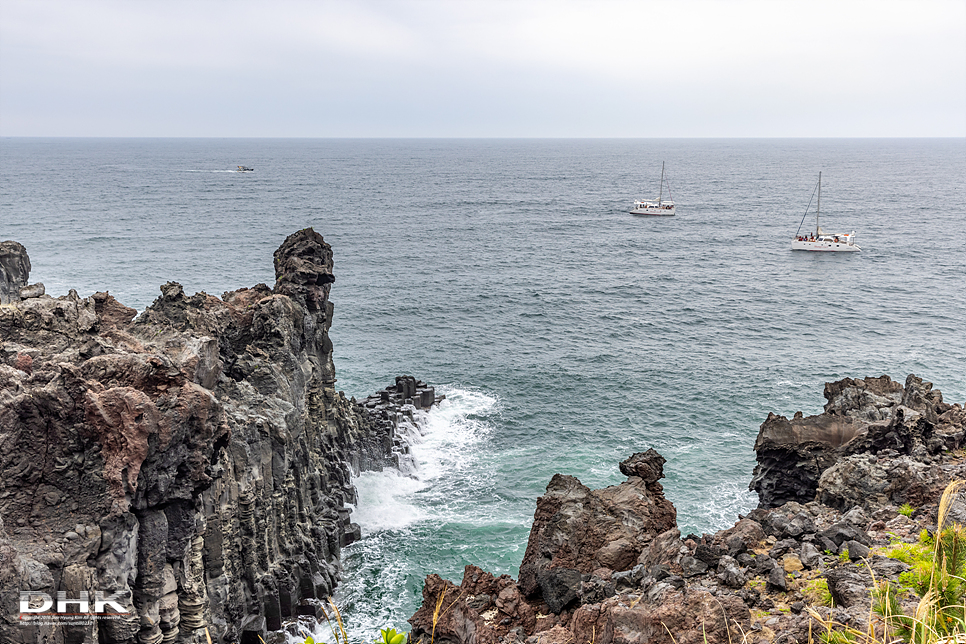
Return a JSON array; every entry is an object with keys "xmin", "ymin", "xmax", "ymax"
[
  {"xmin": 666, "ymin": 575, "xmax": 686, "ymax": 589},
  {"xmin": 738, "ymin": 587, "xmax": 760, "ymax": 607},
  {"xmin": 750, "ymin": 411, "xmax": 859, "ymax": 508},
  {"xmin": 820, "ymin": 522, "xmax": 872, "ymax": 547},
  {"xmin": 816, "ymin": 534, "xmax": 839, "ymax": 554},
  {"xmin": 612, "ymin": 564, "xmax": 646, "ymax": 590},
  {"xmin": 766, "ymin": 567, "xmax": 787, "ymax": 592},
  {"xmin": 754, "ymin": 555, "xmax": 779, "ymax": 575},
  {"xmin": 736, "ymin": 552, "xmax": 755, "ymax": 567},
  {"xmin": 0, "ymin": 230, "xmax": 433, "ymax": 644},
  {"xmin": 579, "ymin": 575, "xmax": 616, "ymax": 605},
  {"xmin": 0, "ymin": 240, "xmax": 30, "ymax": 304},
  {"xmin": 751, "ymin": 375, "xmax": 963, "ymax": 510},
  {"xmin": 844, "ymin": 540, "xmax": 871, "ymax": 561},
  {"xmin": 693, "ymin": 543, "xmax": 723, "ymax": 566},
  {"xmin": 538, "ymin": 568, "xmax": 582, "ymax": 613},
  {"xmin": 799, "ymin": 542, "xmax": 823, "ymax": 569},
  {"xmin": 681, "ymin": 555, "xmax": 709, "ymax": 577},
  {"xmin": 817, "ymin": 454, "xmax": 941, "ymax": 512},
  {"xmin": 768, "ymin": 538, "xmax": 800, "ymax": 559},
  {"xmin": 726, "ymin": 534, "xmax": 748, "ymax": 555},
  {"xmin": 841, "ymin": 506, "xmax": 870, "ymax": 527},
  {"xmin": 716, "ymin": 555, "xmax": 746, "ymax": 588},
  {"xmin": 619, "ymin": 449, "xmax": 666, "ymax": 483},
  {"xmin": 784, "ymin": 512, "xmax": 817, "ymax": 538},
  {"xmin": 870, "ymin": 555, "xmax": 910, "ymax": 579},
  {"xmin": 826, "ymin": 565, "xmax": 873, "ymax": 608}
]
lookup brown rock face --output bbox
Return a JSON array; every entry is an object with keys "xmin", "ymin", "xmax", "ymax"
[
  {"xmin": 410, "ymin": 453, "xmax": 686, "ymax": 644},
  {"xmin": 410, "ymin": 566, "xmax": 538, "ymax": 644},
  {"xmin": 0, "ymin": 229, "xmax": 408, "ymax": 644},
  {"xmin": 570, "ymin": 590, "xmax": 749, "ymax": 644},
  {"xmin": 517, "ymin": 456, "xmax": 677, "ymax": 599}
]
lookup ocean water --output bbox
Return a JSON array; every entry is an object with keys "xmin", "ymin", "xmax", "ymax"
[{"xmin": 2, "ymin": 138, "xmax": 965, "ymax": 639}]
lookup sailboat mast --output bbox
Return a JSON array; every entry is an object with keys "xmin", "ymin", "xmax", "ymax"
[
  {"xmin": 816, "ymin": 171, "xmax": 821, "ymax": 236},
  {"xmin": 658, "ymin": 161, "xmax": 665, "ymax": 206}
]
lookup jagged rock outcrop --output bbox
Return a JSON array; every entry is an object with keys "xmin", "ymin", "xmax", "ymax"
[
  {"xmin": 0, "ymin": 229, "xmax": 430, "ymax": 644},
  {"xmin": 410, "ymin": 452, "xmax": 701, "ymax": 644},
  {"xmin": 750, "ymin": 374, "xmax": 965, "ymax": 509},
  {"xmin": 517, "ymin": 450, "xmax": 676, "ymax": 603},
  {"xmin": 410, "ymin": 376, "xmax": 966, "ymax": 644},
  {"xmin": 1, "ymin": 241, "xmax": 31, "ymax": 304}
]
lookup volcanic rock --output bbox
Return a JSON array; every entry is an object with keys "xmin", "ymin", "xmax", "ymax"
[
  {"xmin": 517, "ymin": 456, "xmax": 677, "ymax": 599},
  {"xmin": 750, "ymin": 374, "xmax": 965, "ymax": 509},
  {"xmin": 0, "ymin": 229, "xmax": 433, "ymax": 644},
  {"xmin": 410, "ymin": 375, "xmax": 966, "ymax": 644},
  {"xmin": 618, "ymin": 449, "xmax": 666, "ymax": 483},
  {"xmin": 0, "ymin": 240, "xmax": 30, "ymax": 304}
]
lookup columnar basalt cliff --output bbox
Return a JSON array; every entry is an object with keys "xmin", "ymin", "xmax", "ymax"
[
  {"xmin": 0, "ymin": 230, "xmax": 433, "ymax": 644},
  {"xmin": 409, "ymin": 376, "xmax": 966, "ymax": 644}
]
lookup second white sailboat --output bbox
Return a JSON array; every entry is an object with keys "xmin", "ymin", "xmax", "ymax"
[{"xmin": 631, "ymin": 162, "xmax": 676, "ymax": 216}]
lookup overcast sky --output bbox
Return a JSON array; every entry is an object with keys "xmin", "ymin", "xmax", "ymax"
[{"xmin": 1, "ymin": 0, "xmax": 964, "ymax": 137}]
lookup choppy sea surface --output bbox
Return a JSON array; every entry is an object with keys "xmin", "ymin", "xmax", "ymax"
[{"xmin": 2, "ymin": 138, "xmax": 965, "ymax": 639}]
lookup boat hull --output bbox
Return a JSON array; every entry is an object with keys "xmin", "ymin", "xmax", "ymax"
[
  {"xmin": 791, "ymin": 240, "xmax": 860, "ymax": 252},
  {"xmin": 630, "ymin": 207, "xmax": 675, "ymax": 216}
]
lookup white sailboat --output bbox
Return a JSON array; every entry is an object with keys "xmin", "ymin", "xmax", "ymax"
[
  {"xmin": 791, "ymin": 172, "xmax": 860, "ymax": 252},
  {"xmin": 630, "ymin": 162, "xmax": 675, "ymax": 216}
]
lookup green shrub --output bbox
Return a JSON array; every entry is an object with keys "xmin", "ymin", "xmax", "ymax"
[
  {"xmin": 377, "ymin": 629, "xmax": 407, "ymax": 644},
  {"xmin": 874, "ymin": 483, "xmax": 966, "ymax": 643},
  {"xmin": 807, "ymin": 480, "xmax": 966, "ymax": 644}
]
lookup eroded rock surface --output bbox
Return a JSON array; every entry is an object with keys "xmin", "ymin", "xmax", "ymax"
[
  {"xmin": 517, "ymin": 451, "xmax": 676, "ymax": 602},
  {"xmin": 1, "ymin": 241, "xmax": 31, "ymax": 304},
  {"xmin": 750, "ymin": 374, "xmax": 965, "ymax": 509},
  {"xmin": 0, "ymin": 229, "xmax": 427, "ymax": 644}
]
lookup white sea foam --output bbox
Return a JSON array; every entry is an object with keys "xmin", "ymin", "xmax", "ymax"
[
  {"xmin": 278, "ymin": 385, "xmax": 500, "ymax": 643},
  {"xmin": 685, "ymin": 480, "xmax": 759, "ymax": 534},
  {"xmin": 350, "ymin": 469, "xmax": 427, "ymax": 533},
  {"xmin": 409, "ymin": 385, "xmax": 497, "ymax": 483},
  {"xmin": 345, "ymin": 384, "xmax": 497, "ymax": 538}
]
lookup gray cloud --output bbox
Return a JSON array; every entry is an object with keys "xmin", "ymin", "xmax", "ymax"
[{"xmin": 1, "ymin": 0, "xmax": 964, "ymax": 136}]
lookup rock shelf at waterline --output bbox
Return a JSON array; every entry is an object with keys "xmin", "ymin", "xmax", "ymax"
[
  {"xmin": 0, "ymin": 230, "xmax": 438, "ymax": 644},
  {"xmin": 409, "ymin": 375, "xmax": 966, "ymax": 644}
]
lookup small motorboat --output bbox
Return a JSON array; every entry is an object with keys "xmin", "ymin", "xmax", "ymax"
[{"xmin": 237, "ymin": 166, "xmax": 254, "ymax": 172}]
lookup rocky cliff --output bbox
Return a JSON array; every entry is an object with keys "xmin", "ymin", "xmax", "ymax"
[
  {"xmin": 0, "ymin": 230, "xmax": 432, "ymax": 644},
  {"xmin": 409, "ymin": 375, "xmax": 966, "ymax": 644}
]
